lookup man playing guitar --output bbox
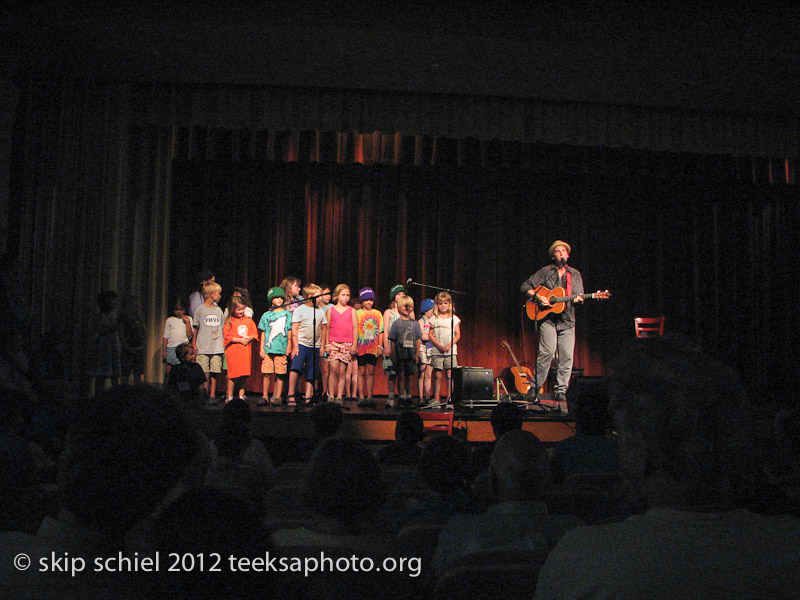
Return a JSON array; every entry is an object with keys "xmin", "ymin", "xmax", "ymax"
[{"xmin": 521, "ymin": 240, "xmax": 584, "ymax": 403}]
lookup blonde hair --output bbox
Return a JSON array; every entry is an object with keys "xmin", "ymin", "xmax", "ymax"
[
  {"xmin": 397, "ymin": 296, "xmax": 414, "ymax": 310},
  {"xmin": 202, "ymin": 282, "xmax": 222, "ymax": 299},
  {"xmin": 435, "ymin": 292, "xmax": 453, "ymax": 316},
  {"xmin": 225, "ymin": 296, "xmax": 247, "ymax": 326},
  {"xmin": 303, "ymin": 284, "xmax": 322, "ymax": 306},
  {"xmin": 332, "ymin": 284, "xmax": 350, "ymax": 304}
]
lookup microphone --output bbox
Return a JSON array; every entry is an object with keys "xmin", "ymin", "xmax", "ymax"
[
  {"xmin": 406, "ymin": 278, "xmax": 413, "ymax": 287},
  {"xmin": 560, "ymin": 258, "xmax": 567, "ymax": 267}
]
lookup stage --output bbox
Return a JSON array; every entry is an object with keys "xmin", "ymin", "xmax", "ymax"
[{"xmin": 197, "ymin": 396, "xmax": 576, "ymax": 445}]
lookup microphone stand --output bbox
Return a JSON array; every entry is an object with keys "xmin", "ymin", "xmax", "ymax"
[
  {"xmin": 523, "ymin": 260, "xmax": 567, "ymax": 413},
  {"xmin": 406, "ymin": 279, "xmax": 466, "ymax": 410},
  {"xmin": 284, "ymin": 292, "xmax": 336, "ymax": 412}
]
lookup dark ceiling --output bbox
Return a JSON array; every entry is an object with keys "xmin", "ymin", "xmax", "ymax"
[{"xmin": 3, "ymin": 1, "xmax": 798, "ymax": 115}]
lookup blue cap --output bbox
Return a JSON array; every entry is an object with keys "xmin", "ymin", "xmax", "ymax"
[{"xmin": 420, "ymin": 298, "xmax": 435, "ymax": 313}]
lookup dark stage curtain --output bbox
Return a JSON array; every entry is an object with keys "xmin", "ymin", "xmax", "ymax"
[
  {"xmin": 169, "ymin": 159, "xmax": 800, "ymax": 402},
  {"xmin": 8, "ymin": 80, "xmax": 798, "ymax": 404}
]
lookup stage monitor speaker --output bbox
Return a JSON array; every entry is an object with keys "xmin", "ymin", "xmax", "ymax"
[{"xmin": 452, "ymin": 367, "xmax": 494, "ymax": 405}]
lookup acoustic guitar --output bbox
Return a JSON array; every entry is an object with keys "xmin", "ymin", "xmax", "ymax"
[
  {"xmin": 526, "ymin": 285, "xmax": 611, "ymax": 321},
  {"xmin": 500, "ymin": 339, "xmax": 533, "ymax": 394}
]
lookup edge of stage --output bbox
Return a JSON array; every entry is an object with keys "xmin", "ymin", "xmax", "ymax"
[{"xmin": 197, "ymin": 395, "xmax": 576, "ymax": 444}]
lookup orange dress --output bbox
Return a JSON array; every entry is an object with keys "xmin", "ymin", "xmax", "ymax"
[{"xmin": 223, "ymin": 316, "xmax": 258, "ymax": 378}]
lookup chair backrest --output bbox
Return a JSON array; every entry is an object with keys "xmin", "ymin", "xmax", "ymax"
[
  {"xmin": 634, "ymin": 316, "xmax": 665, "ymax": 338},
  {"xmin": 417, "ymin": 411, "xmax": 454, "ymax": 436}
]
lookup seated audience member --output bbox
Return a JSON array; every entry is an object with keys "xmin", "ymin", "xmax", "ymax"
[
  {"xmin": 550, "ymin": 382, "xmax": 619, "ymax": 484},
  {"xmin": 207, "ymin": 422, "xmax": 274, "ymax": 515},
  {"xmin": 394, "ymin": 435, "xmax": 483, "ymax": 530},
  {"xmin": 148, "ymin": 487, "xmax": 284, "ymax": 600},
  {"xmin": 271, "ymin": 437, "xmax": 389, "ymax": 555},
  {"xmin": 296, "ymin": 401, "xmax": 343, "ymax": 461},
  {"xmin": 433, "ymin": 430, "xmax": 584, "ymax": 575},
  {"xmin": 209, "ymin": 397, "xmax": 275, "ymax": 481},
  {"xmin": 470, "ymin": 401, "xmax": 523, "ymax": 478},
  {"xmin": 376, "ymin": 411, "xmax": 426, "ymax": 466},
  {"xmin": 0, "ymin": 387, "xmax": 56, "ymax": 532},
  {"xmin": 535, "ymin": 337, "xmax": 800, "ymax": 600},
  {"xmin": 0, "ymin": 385, "xmax": 208, "ymax": 599}
]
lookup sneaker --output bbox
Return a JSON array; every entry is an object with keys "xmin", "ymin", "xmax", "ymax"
[
  {"xmin": 357, "ymin": 397, "xmax": 375, "ymax": 408},
  {"xmin": 554, "ymin": 391, "xmax": 567, "ymax": 403},
  {"xmin": 386, "ymin": 397, "xmax": 396, "ymax": 409},
  {"xmin": 256, "ymin": 397, "xmax": 269, "ymax": 407},
  {"xmin": 205, "ymin": 396, "xmax": 219, "ymax": 406},
  {"xmin": 224, "ymin": 396, "xmax": 234, "ymax": 404},
  {"xmin": 270, "ymin": 396, "xmax": 282, "ymax": 407},
  {"xmin": 334, "ymin": 397, "xmax": 344, "ymax": 406}
]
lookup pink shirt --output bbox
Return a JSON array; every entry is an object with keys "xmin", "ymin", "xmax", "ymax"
[{"xmin": 327, "ymin": 305, "xmax": 355, "ymax": 343}]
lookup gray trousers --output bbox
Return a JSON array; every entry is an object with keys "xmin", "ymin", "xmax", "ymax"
[{"xmin": 535, "ymin": 320, "xmax": 575, "ymax": 394}]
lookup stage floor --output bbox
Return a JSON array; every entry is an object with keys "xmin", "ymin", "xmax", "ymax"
[{"xmin": 198, "ymin": 395, "xmax": 576, "ymax": 444}]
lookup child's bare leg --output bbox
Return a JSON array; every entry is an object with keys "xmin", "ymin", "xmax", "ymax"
[
  {"xmin": 336, "ymin": 361, "xmax": 347, "ymax": 398},
  {"xmin": 287, "ymin": 371, "xmax": 299, "ymax": 399},
  {"xmin": 433, "ymin": 370, "xmax": 443, "ymax": 402},
  {"xmin": 366, "ymin": 364, "xmax": 375, "ymax": 398}
]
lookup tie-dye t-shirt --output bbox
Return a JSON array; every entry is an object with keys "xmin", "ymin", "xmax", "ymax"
[{"xmin": 356, "ymin": 308, "xmax": 384, "ymax": 356}]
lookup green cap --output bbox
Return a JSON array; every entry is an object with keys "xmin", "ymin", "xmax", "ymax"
[
  {"xmin": 389, "ymin": 284, "xmax": 407, "ymax": 302},
  {"xmin": 268, "ymin": 287, "xmax": 286, "ymax": 303}
]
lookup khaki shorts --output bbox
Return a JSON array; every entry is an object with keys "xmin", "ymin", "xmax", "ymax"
[
  {"xmin": 261, "ymin": 353, "xmax": 288, "ymax": 375},
  {"xmin": 197, "ymin": 353, "xmax": 223, "ymax": 374},
  {"xmin": 431, "ymin": 354, "xmax": 458, "ymax": 371}
]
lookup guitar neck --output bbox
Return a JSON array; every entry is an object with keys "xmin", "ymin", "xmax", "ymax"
[
  {"xmin": 553, "ymin": 292, "xmax": 598, "ymax": 303},
  {"xmin": 501, "ymin": 341, "xmax": 523, "ymax": 371}
]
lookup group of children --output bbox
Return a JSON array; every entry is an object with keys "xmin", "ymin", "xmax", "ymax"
[{"xmin": 162, "ymin": 276, "xmax": 462, "ymax": 409}]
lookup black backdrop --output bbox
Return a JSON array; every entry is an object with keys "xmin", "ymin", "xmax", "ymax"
[{"xmin": 169, "ymin": 159, "xmax": 799, "ymax": 403}]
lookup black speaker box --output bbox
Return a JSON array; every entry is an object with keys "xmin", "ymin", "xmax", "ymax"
[{"xmin": 452, "ymin": 367, "xmax": 494, "ymax": 404}]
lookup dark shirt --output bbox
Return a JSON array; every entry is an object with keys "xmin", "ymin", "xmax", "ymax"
[
  {"xmin": 521, "ymin": 264, "xmax": 584, "ymax": 330},
  {"xmin": 376, "ymin": 443, "xmax": 421, "ymax": 466},
  {"xmin": 167, "ymin": 361, "xmax": 206, "ymax": 409},
  {"xmin": 388, "ymin": 319, "xmax": 422, "ymax": 361}
]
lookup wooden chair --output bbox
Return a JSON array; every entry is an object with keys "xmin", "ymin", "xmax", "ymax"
[
  {"xmin": 634, "ymin": 316, "xmax": 664, "ymax": 338},
  {"xmin": 417, "ymin": 411, "xmax": 455, "ymax": 436}
]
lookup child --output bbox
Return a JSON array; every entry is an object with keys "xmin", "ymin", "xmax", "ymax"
[
  {"xmin": 193, "ymin": 282, "xmax": 225, "ymax": 403},
  {"xmin": 388, "ymin": 296, "xmax": 422, "ymax": 409},
  {"xmin": 287, "ymin": 284, "xmax": 328, "ymax": 406},
  {"xmin": 118, "ymin": 294, "xmax": 146, "ymax": 385},
  {"xmin": 417, "ymin": 298, "xmax": 435, "ymax": 406},
  {"xmin": 356, "ymin": 287, "xmax": 383, "ymax": 408},
  {"xmin": 221, "ymin": 287, "xmax": 254, "ymax": 375},
  {"xmin": 91, "ymin": 290, "xmax": 121, "ymax": 394},
  {"xmin": 223, "ymin": 295, "xmax": 258, "ymax": 403},
  {"xmin": 189, "ymin": 270, "xmax": 215, "ymax": 317},
  {"xmin": 166, "ymin": 342, "xmax": 207, "ymax": 410},
  {"xmin": 279, "ymin": 276, "xmax": 303, "ymax": 313},
  {"xmin": 163, "ymin": 297, "xmax": 193, "ymax": 377},
  {"xmin": 383, "ymin": 284, "xmax": 410, "ymax": 408},
  {"xmin": 223, "ymin": 287, "xmax": 255, "ymax": 319},
  {"xmin": 429, "ymin": 291, "xmax": 461, "ymax": 405},
  {"xmin": 344, "ymin": 298, "xmax": 362, "ymax": 402},
  {"xmin": 257, "ymin": 287, "xmax": 293, "ymax": 407},
  {"xmin": 324, "ymin": 284, "xmax": 358, "ymax": 405},
  {"xmin": 318, "ymin": 284, "xmax": 332, "ymax": 399}
]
